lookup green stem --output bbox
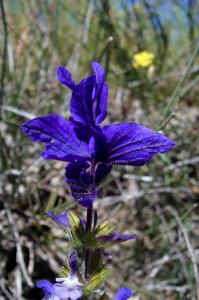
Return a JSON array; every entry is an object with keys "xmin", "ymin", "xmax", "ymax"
[
  {"xmin": 85, "ymin": 206, "xmax": 93, "ymax": 280},
  {"xmin": 86, "ymin": 207, "xmax": 93, "ymax": 233}
]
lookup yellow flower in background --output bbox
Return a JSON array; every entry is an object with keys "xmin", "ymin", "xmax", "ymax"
[
  {"xmin": 134, "ymin": 2, "xmax": 142, "ymax": 10},
  {"xmin": 133, "ymin": 51, "xmax": 155, "ymax": 68}
]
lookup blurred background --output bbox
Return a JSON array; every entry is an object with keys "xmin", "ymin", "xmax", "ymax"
[{"xmin": 0, "ymin": 0, "xmax": 199, "ymax": 299}]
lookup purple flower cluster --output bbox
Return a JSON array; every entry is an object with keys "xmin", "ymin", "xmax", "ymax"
[
  {"xmin": 21, "ymin": 62, "xmax": 175, "ymax": 299},
  {"xmin": 37, "ymin": 249, "xmax": 132, "ymax": 300},
  {"xmin": 21, "ymin": 62, "xmax": 175, "ymax": 209},
  {"xmin": 45, "ymin": 211, "xmax": 137, "ymax": 246},
  {"xmin": 37, "ymin": 251, "xmax": 83, "ymax": 300},
  {"xmin": 37, "ymin": 280, "xmax": 132, "ymax": 300}
]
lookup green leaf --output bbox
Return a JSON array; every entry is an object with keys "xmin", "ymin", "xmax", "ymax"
[
  {"xmin": 82, "ymin": 232, "xmax": 106, "ymax": 249},
  {"xmin": 71, "ymin": 227, "xmax": 83, "ymax": 248},
  {"xmin": 68, "ymin": 211, "xmax": 85, "ymax": 248},
  {"xmin": 89, "ymin": 249, "xmax": 102, "ymax": 273},
  {"xmin": 68, "ymin": 211, "xmax": 84, "ymax": 232},
  {"xmin": 94, "ymin": 219, "xmax": 115, "ymax": 237},
  {"xmin": 84, "ymin": 231, "xmax": 99, "ymax": 248},
  {"xmin": 86, "ymin": 268, "xmax": 109, "ymax": 291},
  {"xmin": 58, "ymin": 266, "xmax": 70, "ymax": 278}
]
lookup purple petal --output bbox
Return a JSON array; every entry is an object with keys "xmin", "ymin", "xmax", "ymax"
[
  {"xmin": 69, "ymin": 251, "xmax": 78, "ymax": 277},
  {"xmin": 89, "ymin": 137, "xmax": 95, "ymax": 159},
  {"xmin": 92, "ymin": 62, "xmax": 105, "ymax": 85},
  {"xmin": 70, "ymin": 75, "xmax": 96, "ymax": 128},
  {"xmin": 95, "ymin": 163, "xmax": 112, "ymax": 185},
  {"xmin": 104, "ymin": 123, "xmax": 175, "ymax": 166},
  {"xmin": 56, "ymin": 66, "xmax": 75, "ymax": 90},
  {"xmin": 91, "ymin": 62, "xmax": 108, "ymax": 124},
  {"xmin": 65, "ymin": 160, "xmax": 97, "ymax": 208},
  {"xmin": 55, "ymin": 288, "xmax": 82, "ymax": 300},
  {"xmin": 86, "ymin": 134, "xmax": 108, "ymax": 163},
  {"xmin": 78, "ymin": 192, "xmax": 97, "ymax": 208},
  {"xmin": 95, "ymin": 82, "xmax": 108, "ymax": 125},
  {"xmin": 98, "ymin": 232, "xmax": 137, "ymax": 243},
  {"xmin": 65, "ymin": 160, "xmax": 90, "ymax": 180},
  {"xmin": 54, "ymin": 277, "xmax": 82, "ymax": 300},
  {"xmin": 36, "ymin": 280, "xmax": 54, "ymax": 296},
  {"xmin": 45, "ymin": 212, "xmax": 70, "ymax": 230},
  {"xmin": 21, "ymin": 114, "xmax": 90, "ymax": 162},
  {"xmin": 70, "ymin": 62, "xmax": 108, "ymax": 131},
  {"xmin": 115, "ymin": 287, "xmax": 133, "ymax": 300}
]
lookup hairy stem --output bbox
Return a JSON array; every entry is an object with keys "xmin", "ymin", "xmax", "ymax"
[
  {"xmin": 85, "ymin": 206, "xmax": 93, "ymax": 280},
  {"xmin": 86, "ymin": 207, "xmax": 93, "ymax": 232},
  {"xmin": 84, "ymin": 162, "xmax": 95, "ymax": 279}
]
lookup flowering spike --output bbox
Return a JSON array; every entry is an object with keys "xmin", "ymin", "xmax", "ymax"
[{"xmin": 23, "ymin": 61, "xmax": 176, "ymax": 298}]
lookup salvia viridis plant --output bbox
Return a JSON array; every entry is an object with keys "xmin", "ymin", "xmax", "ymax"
[{"xmin": 21, "ymin": 62, "xmax": 175, "ymax": 300}]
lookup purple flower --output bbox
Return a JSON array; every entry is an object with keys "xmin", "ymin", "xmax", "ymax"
[
  {"xmin": 54, "ymin": 276, "xmax": 83, "ymax": 300},
  {"xmin": 36, "ymin": 280, "xmax": 60, "ymax": 300},
  {"xmin": 114, "ymin": 287, "xmax": 133, "ymax": 300},
  {"xmin": 45, "ymin": 212, "xmax": 70, "ymax": 230},
  {"xmin": 21, "ymin": 62, "xmax": 175, "ymax": 208},
  {"xmin": 45, "ymin": 211, "xmax": 137, "ymax": 247},
  {"xmin": 97, "ymin": 232, "xmax": 137, "ymax": 244},
  {"xmin": 37, "ymin": 251, "xmax": 83, "ymax": 300}
]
